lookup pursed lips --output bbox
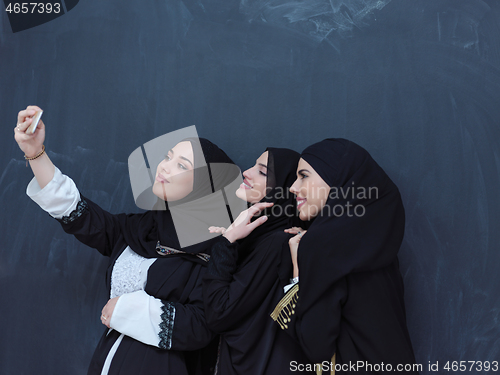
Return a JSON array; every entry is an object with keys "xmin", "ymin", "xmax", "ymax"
[{"xmin": 156, "ymin": 174, "xmax": 170, "ymax": 183}]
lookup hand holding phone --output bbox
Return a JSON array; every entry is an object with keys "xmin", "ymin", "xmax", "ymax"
[{"xmin": 26, "ymin": 110, "xmax": 43, "ymax": 134}]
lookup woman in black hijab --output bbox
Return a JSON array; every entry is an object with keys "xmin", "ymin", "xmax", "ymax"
[
  {"xmin": 14, "ymin": 105, "xmax": 239, "ymax": 375},
  {"xmin": 272, "ymin": 138, "xmax": 418, "ymax": 374},
  {"xmin": 203, "ymin": 148, "xmax": 315, "ymax": 375}
]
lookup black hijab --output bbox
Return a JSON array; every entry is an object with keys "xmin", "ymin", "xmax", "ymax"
[
  {"xmin": 120, "ymin": 138, "xmax": 240, "ymax": 264},
  {"xmin": 238, "ymin": 147, "xmax": 301, "ymax": 253},
  {"xmin": 297, "ymin": 138, "xmax": 405, "ymax": 312}
]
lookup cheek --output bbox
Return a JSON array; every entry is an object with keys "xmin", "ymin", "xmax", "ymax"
[
  {"xmin": 181, "ymin": 173, "xmax": 194, "ymax": 192},
  {"xmin": 155, "ymin": 162, "xmax": 163, "ymax": 176},
  {"xmin": 304, "ymin": 184, "xmax": 327, "ymax": 213},
  {"xmin": 318, "ymin": 186, "xmax": 329, "ymax": 208},
  {"xmin": 257, "ymin": 177, "xmax": 268, "ymax": 197},
  {"xmin": 251, "ymin": 176, "xmax": 267, "ymax": 200}
]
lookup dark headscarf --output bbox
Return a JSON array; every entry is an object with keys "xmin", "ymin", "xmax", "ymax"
[
  {"xmin": 120, "ymin": 138, "xmax": 241, "ymax": 264},
  {"xmin": 238, "ymin": 147, "xmax": 301, "ymax": 254},
  {"xmin": 297, "ymin": 138, "xmax": 405, "ymax": 312}
]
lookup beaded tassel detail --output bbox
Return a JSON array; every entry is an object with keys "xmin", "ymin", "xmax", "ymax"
[{"xmin": 270, "ymin": 283, "xmax": 299, "ymax": 330}]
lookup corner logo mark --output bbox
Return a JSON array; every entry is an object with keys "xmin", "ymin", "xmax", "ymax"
[{"xmin": 4, "ymin": 0, "xmax": 79, "ymax": 33}]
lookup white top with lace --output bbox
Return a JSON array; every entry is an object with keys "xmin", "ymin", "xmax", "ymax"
[{"xmin": 111, "ymin": 247, "xmax": 155, "ymax": 299}]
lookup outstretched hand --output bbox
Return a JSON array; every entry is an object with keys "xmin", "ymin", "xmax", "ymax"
[{"xmin": 223, "ymin": 202, "xmax": 273, "ymax": 243}]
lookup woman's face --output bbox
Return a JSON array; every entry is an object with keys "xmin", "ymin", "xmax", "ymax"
[
  {"xmin": 290, "ymin": 158, "xmax": 330, "ymax": 221},
  {"xmin": 236, "ymin": 151, "xmax": 269, "ymax": 204},
  {"xmin": 152, "ymin": 141, "xmax": 195, "ymax": 201}
]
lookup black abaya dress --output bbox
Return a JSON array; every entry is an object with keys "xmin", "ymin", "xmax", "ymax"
[
  {"xmin": 203, "ymin": 148, "xmax": 315, "ymax": 375},
  {"xmin": 271, "ymin": 139, "xmax": 419, "ymax": 374}
]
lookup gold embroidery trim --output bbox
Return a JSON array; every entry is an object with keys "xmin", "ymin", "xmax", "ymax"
[
  {"xmin": 316, "ymin": 354, "xmax": 336, "ymax": 375},
  {"xmin": 270, "ymin": 283, "xmax": 299, "ymax": 330}
]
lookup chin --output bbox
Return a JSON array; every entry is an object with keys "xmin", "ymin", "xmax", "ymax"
[
  {"xmin": 299, "ymin": 210, "xmax": 311, "ymax": 222},
  {"xmin": 152, "ymin": 185, "xmax": 170, "ymax": 202},
  {"xmin": 235, "ymin": 187, "xmax": 247, "ymax": 201},
  {"xmin": 152, "ymin": 185, "xmax": 162, "ymax": 199}
]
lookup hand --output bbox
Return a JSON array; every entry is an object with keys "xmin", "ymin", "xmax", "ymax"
[
  {"xmin": 223, "ymin": 202, "xmax": 273, "ymax": 243},
  {"xmin": 14, "ymin": 105, "xmax": 45, "ymax": 158},
  {"xmin": 208, "ymin": 226, "xmax": 227, "ymax": 234},
  {"xmin": 286, "ymin": 227, "xmax": 307, "ymax": 278},
  {"xmin": 284, "ymin": 227, "xmax": 306, "ymax": 235},
  {"xmin": 101, "ymin": 296, "xmax": 120, "ymax": 328}
]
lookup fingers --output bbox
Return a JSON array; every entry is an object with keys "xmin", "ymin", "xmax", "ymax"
[
  {"xmin": 248, "ymin": 202, "xmax": 273, "ymax": 216},
  {"xmin": 208, "ymin": 226, "xmax": 226, "ymax": 234},
  {"xmin": 100, "ymin": 311, "xmax": 110, "ymax": 328},
  {"xmin": 284, "ymin": 227, "xmax": 305, "ymax": 234},
  {"xmin": 101, "ymin": 304, "xmax": 113, "ymax": 328},
  {"xmin": 14, "ymin": 123, "xmax": 36, "ymax": 142},
  {"xmin": 36, "ymin": 118, "xmax": 45, "ymax": 131},
  {"xmin": 101, "ymin": 298, "xmax": 112, "ymax": 328},
  {"xmin": 16, "ymin": 106, "xmax": 43, "ymax": 131},
  {"xmin": 247, "ymin": 215, "xmax": 268, "ymax": 232},
  {"xmin": 15, "ymin": 117, "xmax": 32, "ymax": 133},
  {"xmin": 26, "ymin": 105, "xmax": 42, "ymax": 112},
  {"xmin": 289, "ymin": 230, "xmax": 307, "ymax": 245}
]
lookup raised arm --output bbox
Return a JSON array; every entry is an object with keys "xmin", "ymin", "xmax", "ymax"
[
  {"xmin": 14, "ymin": 105, "xmax": 55, "ymax": 188},
  {"xmin": 15, "ymin": 105, "xmax": 125, "ymax": 256}
]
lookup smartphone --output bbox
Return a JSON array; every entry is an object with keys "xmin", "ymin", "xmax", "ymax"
[{"xmin": 26, "ymin": 110, "xmax": 43, "ymax": 134}]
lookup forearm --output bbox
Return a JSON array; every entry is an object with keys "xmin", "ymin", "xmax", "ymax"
[
  {"xmin": 111, "ymin": 291, "xmax": 215, "ymax": 351},
  {"xmin": 29, "ymin": 151, "xmax": 55, "ymax": 190},
  {"xmin": 293, "ymin": 260, "xmax": 299, "ymax": 278}
]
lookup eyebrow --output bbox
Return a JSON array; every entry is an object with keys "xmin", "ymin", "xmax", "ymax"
[
  {"xmin": 297, "ymin": 169, "xmax": 310, "ymax": 174},
  {"xmin": 169, "ymin": 149, "xmax": 194, "ymax": 168},
  {"xmin": 258, "ymin": 162, "xmax": 273, "ymax": 173}
]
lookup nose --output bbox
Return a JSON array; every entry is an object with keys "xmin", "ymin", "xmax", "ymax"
[
  {"xmin": 161, "ymin": 159, "xmax": 171, "ymax": 174},
  {"xmin": 242, "ymin": 168, "xmax": 252, "ymax": 181},
  {"xmin": 290, "ymin": 179, "xmax": 299, "ymax": 195}
]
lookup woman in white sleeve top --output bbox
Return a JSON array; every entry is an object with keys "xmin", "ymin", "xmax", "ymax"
[{"xmin": 13, "ymin": 105, "xmax": 263, "ymax": 375}]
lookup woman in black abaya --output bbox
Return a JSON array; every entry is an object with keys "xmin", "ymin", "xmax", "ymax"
[
  {"xmin": 14, "ymin": 105, "xmax": 240, "ymax": 375},
  {"xmin": 203, "ymin": 148, "xmax": 315, "ymax": 375},
  {"xmin": 272, "ymin": 138, "xmax": 418, "ymax": 374}
]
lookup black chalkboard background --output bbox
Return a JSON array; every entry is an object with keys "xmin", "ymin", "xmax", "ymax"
[{"xmin": 1, "ymin": 0, "xmax": 499, "ymax": 373}]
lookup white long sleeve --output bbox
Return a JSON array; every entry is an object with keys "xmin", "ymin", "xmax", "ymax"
[
  {"xmin": 109, "ymin": 290, "xmax": 170, "ymax": 348},
  {"xmin": 26, "ymin": 167, "xmax": 80, "ymax": 219}
]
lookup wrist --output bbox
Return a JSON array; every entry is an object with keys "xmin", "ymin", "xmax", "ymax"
[
  {"xmin": 24, "ymin": 145, "xmax": 45, "ymax": 159},
  {"xmin": 223, "ymin": 231, "xmax": 237, "ymax": 243},
  {"xmin": 292, "ymin": 265, "xmax": 299, "ymax": 278}
]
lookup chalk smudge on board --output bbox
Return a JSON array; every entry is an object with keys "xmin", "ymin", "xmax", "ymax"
[{"xmin": 239, "ymin": 0, "xmax": 392, "ymax": 40}]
